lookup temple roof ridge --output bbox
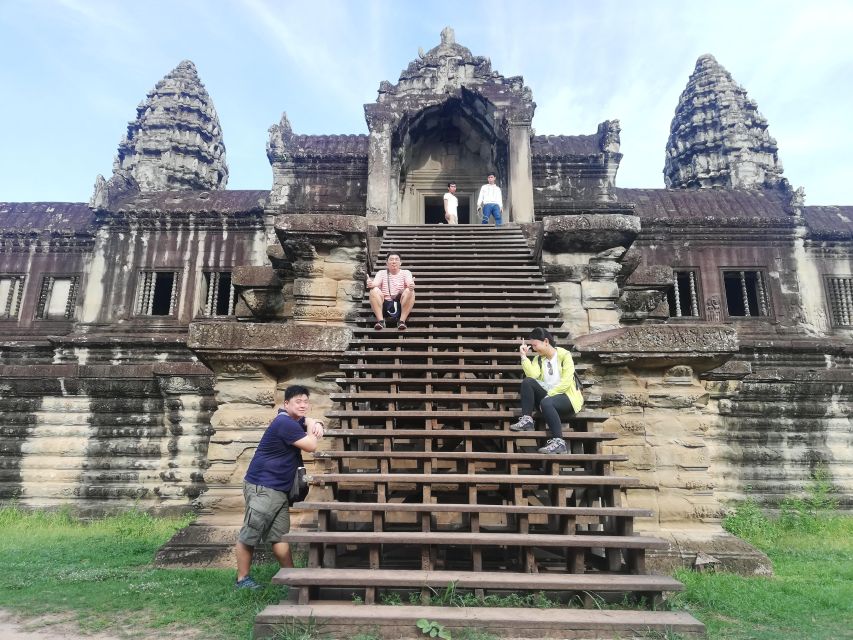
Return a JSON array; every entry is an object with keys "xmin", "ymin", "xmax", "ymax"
[{"xmin": 664, "ymin": 53, "xmax": 783, "ymax": 191}]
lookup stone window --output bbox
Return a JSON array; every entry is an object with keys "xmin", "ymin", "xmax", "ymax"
[
  {"xmin": 722, "ymin": 269, "xmax": 772, "ymax": 317},
  {"xmin": 134, "ymin": 271, "xmax": 179, "ymax": 316},
  {"xmin": 825, "ymin": 276, "xmax": 853, "ymax": 327},
  {"xmin": 199, "ymin": 271, "xmax": 235, "ymax": 317},
  {"xmin": 35, "ymin": 275, "xmax": 80, "ymax": 320},
  {"xmin": 667, "ymin": 269, "xmax": 701, "ymax": 317},
  {"xmin": 0, "ymin": 275, "xmax": 25, "ymax": 320}
]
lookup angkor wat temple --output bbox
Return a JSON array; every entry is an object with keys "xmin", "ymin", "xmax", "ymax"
[{"xmin": 1, "ymin": 27, "xmax": 850, "ymax": 636}]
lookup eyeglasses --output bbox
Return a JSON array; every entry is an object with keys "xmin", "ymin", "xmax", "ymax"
[{"xmin": 546, "ymin": 361, "xmax": 553, "ymax": 375}]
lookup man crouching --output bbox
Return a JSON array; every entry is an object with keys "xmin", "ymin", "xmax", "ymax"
[{"xmin": 234, "ymin": 385, "xmax": 325, "ymax": 589}]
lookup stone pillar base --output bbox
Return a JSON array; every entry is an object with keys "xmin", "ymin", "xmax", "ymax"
[{"xmin": 644, "ymin": 530, "xmax": 772, "ymax": 576}]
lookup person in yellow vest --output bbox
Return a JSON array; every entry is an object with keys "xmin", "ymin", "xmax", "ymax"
[{"xmin": 509, "ymin": 327, "xmax": 583, "ymax": 454}]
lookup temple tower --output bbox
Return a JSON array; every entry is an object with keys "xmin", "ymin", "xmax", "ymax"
[
  {"xmin": 664, "ymin": 54, "xmax": 783, "ymax": 190},
  {"xmin": 365, "ymin": 27, "xmax": 536, "ymax": 224},
  {"xmin": 108, "ymin": 60, "xmax": 229, "ymax": 194}
]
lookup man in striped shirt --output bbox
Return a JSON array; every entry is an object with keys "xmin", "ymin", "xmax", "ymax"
[
  {"xmin": 367, "ymin": 252, "xmax": 416, "ymax": 331},
  {"xmin": 476, "ymin": 172, "xmax": 503, "ymax": 225}
]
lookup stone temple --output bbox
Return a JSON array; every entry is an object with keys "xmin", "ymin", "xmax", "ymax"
[{"xmin": 1, "ymin": 29, "xmax": 851, "ymax": 638}]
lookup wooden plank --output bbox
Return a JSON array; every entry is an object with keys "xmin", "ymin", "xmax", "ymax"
[
  {"xmin": 314, "ymin": 451, "xmax": 626, "ymax": 463},
  {"xmin": 283, "ymin": 531, "xmax": 669, "ymax": 549},
  {"xmin": 271, "ymin": 568, "xmax": 684, "ymax": 592},
  {"xmin": 297, "ymin": 501, "xmax": 651, "ymax": 518},
  {"xmin": 325, "ymin": 429, "xmax": 616, "ymax": 439},
  {"xmin": 308, "ymin": 473, "xmax": 639, "ymax": 486}
]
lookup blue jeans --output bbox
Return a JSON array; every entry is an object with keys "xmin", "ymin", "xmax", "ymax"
[{"xmin": 481, "ymin": 203, "xmax": 502, "ymax": 225}]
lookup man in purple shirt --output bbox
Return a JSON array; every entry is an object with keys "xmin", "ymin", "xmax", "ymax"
[{"xmin": 234, "ymin": 385, "xmax": 325, "ymax": 589}]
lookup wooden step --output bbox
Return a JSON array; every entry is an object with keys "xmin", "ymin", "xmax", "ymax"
[
  {"xmin": 328, "ymin": 410, "xmax": 607, "ymax": 421},
  {"xmin": 348, "ymin": 339, "xmax": 563, "ymax": 348},
  {"xmin": 325, "ymin": 429, "xmax": 616, "ymax": 440},
  {"xmin": 332, "ymin": 391, "xmax": 523, "ymax": 401},
  {"xmin": 308, "ymin": 473, "xmax": 638, "ymax": 488},
  {"xmin": 342, "ymin": 350, "xmax": 542, "ymax": 360},
  {"xmin": 298, "ymin": 501, "xmax": 650, "ymax": 518},
  {"xmin": 253, "ymin": 604, "xmax": 706, "ymax": 639},
  {"xmin": 273, "ymin": 568, "xmax": 683, "ymax": 593},
  {"xmin": 340, "ymin": 363, "xmax": 558, "ymax": 373},
  {"xmin": 283, "ymin": 531, "xmax": 667, "ymax": 549},
  {"xmin": 351, "ymin": 327, "xmax": 571, "ymax": 337},
  {"xmin": 315, "ymin": 451, "xmax": 626, "ymax": 463}
]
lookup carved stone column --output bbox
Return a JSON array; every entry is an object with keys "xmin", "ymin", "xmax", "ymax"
[
  {"xmin": 507, "ymin": 120, "xmax": 535, "ymax": 223},
  {"xmin": 365, "ymin": 106, "xmax": 394, "ymax": 225}
]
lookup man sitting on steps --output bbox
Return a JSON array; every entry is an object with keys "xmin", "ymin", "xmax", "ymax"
[
  {"xmin": 367, "ymin": 252, "xmax": 416, "ymax": 331},
  {"xmin": 509, "ymin": 327, "xmax": 584, "ymax": 454}
]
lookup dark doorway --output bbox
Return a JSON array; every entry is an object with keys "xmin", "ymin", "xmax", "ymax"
[{"xmin": 424, "ymin": 195, "xmax": 470, "ymax": 224}]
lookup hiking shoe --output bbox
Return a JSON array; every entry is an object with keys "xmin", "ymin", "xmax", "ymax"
[
  {"xmin": 538, "ymin": 438, "xmax": 567, "ymax": 454},
  {"xmin": 235, "ymin": 576, "xmax": 263, "ymax": 590},
  {"xmin": 509, "ymin": 415, "xmax": 535, "ymax": 432}
]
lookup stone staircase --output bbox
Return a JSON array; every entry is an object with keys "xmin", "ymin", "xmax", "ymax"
[{"xmin": 254, "ymin": 225, "xmax": 705, "ymax": 639}]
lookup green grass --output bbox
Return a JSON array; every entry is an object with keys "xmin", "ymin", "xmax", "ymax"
[
  {"xmin": 0, "ymin": 505, "xmax": 286, "ymax": 639},
  {"xmin": 1, "ymin": 493, "xmax": 851, "ymax": 640},
  {"xmin": 669, "ymin": 498, "xmax": 853, "ymax": 640}
]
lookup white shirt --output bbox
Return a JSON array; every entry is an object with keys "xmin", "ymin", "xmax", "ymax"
[
  {"xmin": 443, "ymin": 192, "xmax": 458, "ymax": 218},
  {"xmin": 539, "ymin": 353, "xmax": 562, "ymax": 391},
  {"xmin": 477, "ymin": 184, "xmax": 502, "ymax": 208}
]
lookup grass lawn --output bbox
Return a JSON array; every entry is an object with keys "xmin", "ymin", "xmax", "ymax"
[
  {"xmin": 0, "ymin": 507, "xmax": 285, "ymax": 639},
  {"xmin": 671, "ymin": 514, "xmax": 853, "ymax": 639},
  {"xmin": 0, "ymin": 502, "xmax": 851, "ymax": 639}
]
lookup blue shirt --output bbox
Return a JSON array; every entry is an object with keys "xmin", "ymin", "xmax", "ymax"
[{"xmin": 244, "ymin": 409, "xmax": 306, "ymax": 492}]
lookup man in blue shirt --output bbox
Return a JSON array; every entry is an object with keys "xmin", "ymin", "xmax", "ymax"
[{"xmin": 234, "ymin": 385, "xmax": 325, "ymax": 589}]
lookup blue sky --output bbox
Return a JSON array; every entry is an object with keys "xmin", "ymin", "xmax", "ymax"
[{"xmin": 1, "ymin": 0, "xmax": 851, "ymax": 205}]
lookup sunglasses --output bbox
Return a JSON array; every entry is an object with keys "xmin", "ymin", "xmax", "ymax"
[{"xmin": 546, "ymin": 361, "xmax": 553, "ymax": 375}]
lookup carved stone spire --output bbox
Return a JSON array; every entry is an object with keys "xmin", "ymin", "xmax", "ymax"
[
  {"xmin": 111, "ymin": 60, "xmax": 228, "ymax": 192},
  {"xmin": 664, "ymin": 54, "xmax": 783, "ymax": 190}
]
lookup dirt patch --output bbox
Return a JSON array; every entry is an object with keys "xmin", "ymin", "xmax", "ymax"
[{"xmin": 0, "ymin": 610, "xmax": 203, "ymax": 640}]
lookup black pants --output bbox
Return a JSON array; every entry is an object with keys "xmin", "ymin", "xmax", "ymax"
[{"xmin": 520, "ymin": 377, "xmax": 575, "ymax": 439}]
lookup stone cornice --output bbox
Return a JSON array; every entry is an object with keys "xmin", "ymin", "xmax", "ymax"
[
  {"xmin": 542, "ymin": 214, "xmax": 641, "ymax": 252},
  {"xmin": 574, "ymin": 324, "xmax": 738, "ymax": 370}
]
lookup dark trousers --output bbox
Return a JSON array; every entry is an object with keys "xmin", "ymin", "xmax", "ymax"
[{"xmin": 520, "ymin": 377, "xmax": 575, "ymax": 439}]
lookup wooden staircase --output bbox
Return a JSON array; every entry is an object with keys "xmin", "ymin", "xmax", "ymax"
[{"xmin": 255, "ymin": 225, "xmax": 705, "ymax": 639}]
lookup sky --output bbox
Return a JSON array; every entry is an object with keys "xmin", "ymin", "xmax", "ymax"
[{"xmin": 1, "ymin": 0, "xmax": 851, "ymax": 205}]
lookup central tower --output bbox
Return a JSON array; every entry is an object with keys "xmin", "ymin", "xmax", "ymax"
[{"xmin": 364, "ymin": 27, "xmax": 536, "ymax": 224}]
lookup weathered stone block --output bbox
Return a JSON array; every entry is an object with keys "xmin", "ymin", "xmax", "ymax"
[
  {"xmin": 551, "ymin": 281, "xmax": 582, "ymax": 305},
  {"xmin": 542, "ymin": 214, "xmax": 641, "ymax": 252},
  {"xmin": 322, "ymin": 261, "xmax": 360, "ymax": 281},
  {"xmin": 588, "ymin": 308, "xmax": 621, "ymax": 331},
  {"xmin": 232, "ymin": 266, "xmax": 282, "ymax": 288},
  {"xmin": 582, "ymin": 279, "xmax": 619, "ymax": 304},
  {"xmin": 294, "ymin": 278, "xmax": 338, "ymax": 301},
  {"xmin": 239, "ymin": 289, "xmax": 285, "ymax": 318}
]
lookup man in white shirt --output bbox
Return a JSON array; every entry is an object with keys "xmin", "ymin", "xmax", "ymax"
[
  {"xmin": 443, "ymin": 182, "xmax": 458, "ymax": 224},
  {"xmin": 476, "ymin": 172, "xmax": 503, "ymax": 226}
]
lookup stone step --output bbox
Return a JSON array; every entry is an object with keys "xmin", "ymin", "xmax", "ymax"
[{"xmin": 253, "ymin": 604, "xmax": 706, "ymax": 639}]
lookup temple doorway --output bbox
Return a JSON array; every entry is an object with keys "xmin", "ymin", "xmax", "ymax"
[
  {"xmin": 424, "ymin": 194, "xmax": 471, "ymax": 224},
  {"xmin": 394, "ymin": 97, "xmax": 506, "ymax": 225}
]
